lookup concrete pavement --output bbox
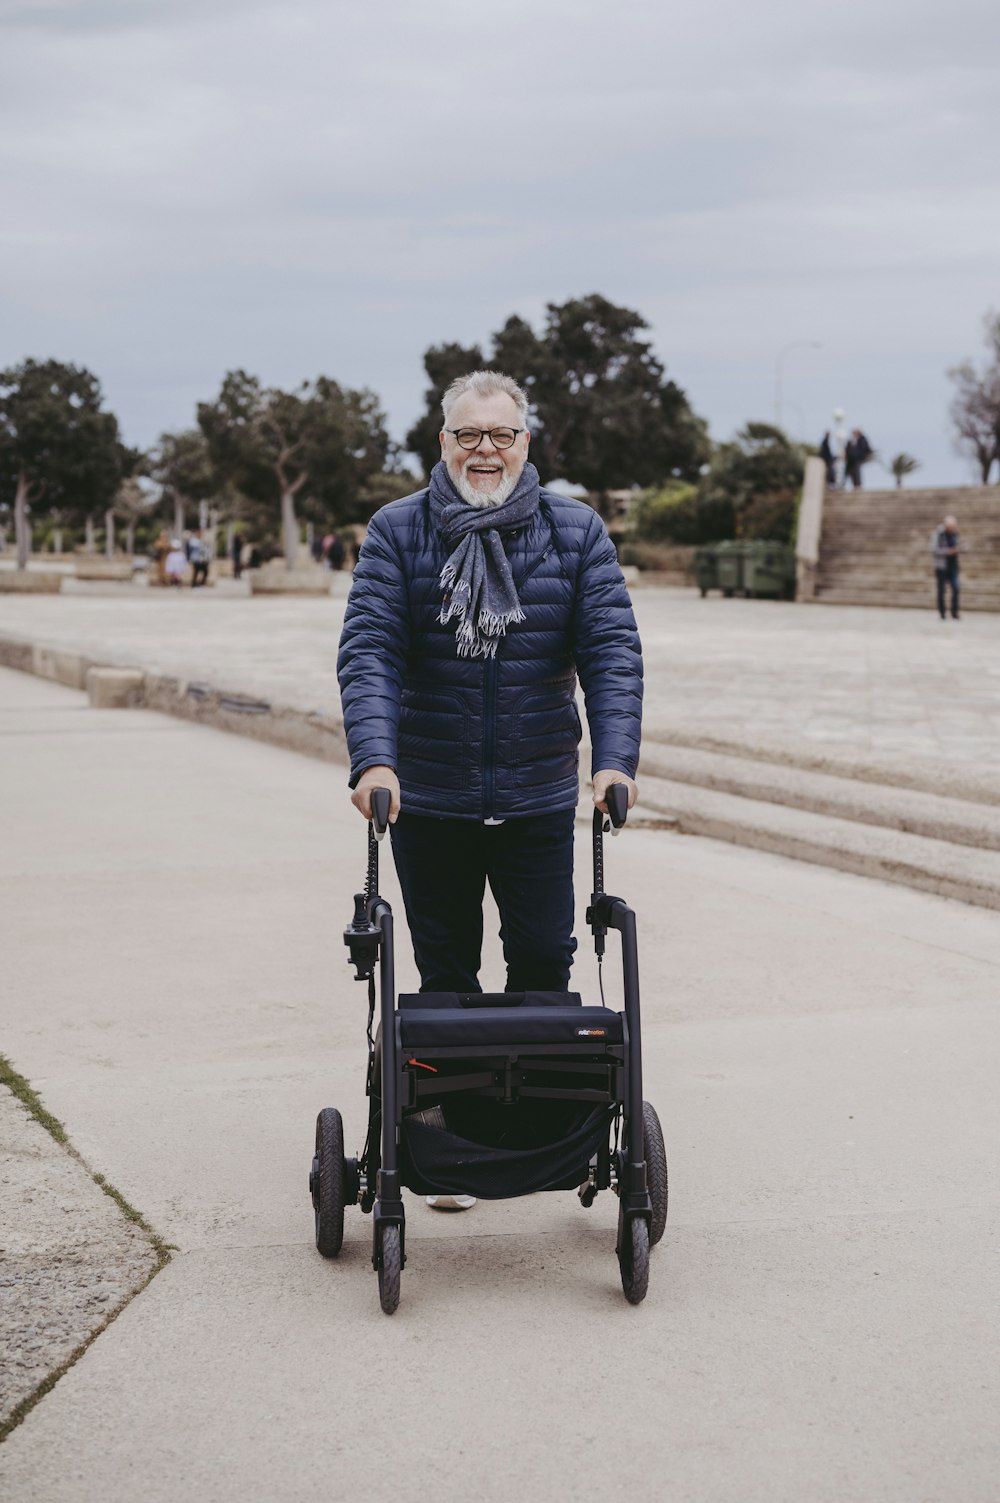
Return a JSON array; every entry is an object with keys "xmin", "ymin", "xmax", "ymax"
[
  {"xmin": 2, "ymin": 583, "xmax": 1000, "ymax": 782},
  {"xmin": 1, "ymin": 663, "xmax": 999, "ymax": 1500}
]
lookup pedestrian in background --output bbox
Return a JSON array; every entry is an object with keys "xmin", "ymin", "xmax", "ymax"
[
  {"xmin": 189, "ymin": 529, "xmax": 210, "ymax": 588},
  {"xmin": 232, "ymin": 530, "xmax": 243, "ymax": 580},
  {"xmin": 845, "ymin": 429, "xmax": 873, "ymax": 489},
  {"xmin": 819, "ymin": 431, "xmax": 837, "ymax": 487},
  {"xmin": 152, "ymin": 529, "xmax": 171, "ymax": 587},
  {"xmin": 165, "ymin": 538, "xmax": 187, "ymax": 587},
  {"xmin": 932, "ymin": 515, "xmax": 961, "ymax": 620}
]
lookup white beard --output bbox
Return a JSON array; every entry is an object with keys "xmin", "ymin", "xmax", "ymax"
[{"xmin": 454, "ymin": 458, "xmax": 519, "ymax": 509}]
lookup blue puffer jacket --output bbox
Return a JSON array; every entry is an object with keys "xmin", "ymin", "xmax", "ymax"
[{"xmin": 337, "ymin": 487, "xmax": 643, "ymax": 819}]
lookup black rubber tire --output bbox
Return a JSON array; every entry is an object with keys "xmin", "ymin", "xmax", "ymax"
[
  {"xmin": 314, "ymin": 1108, "xmax": 346, "ymax": 1258},
  {"xmin": 618, "ymin": 1209, "xmax": 650, "ymax": 1305},
  {"xmin": 643, "ymin": 1101, "xmax": 668, "ymax": 1247},
  {"xmin": 378, "ymin": 1224, "xmax": 402, "ymax": 1315}
]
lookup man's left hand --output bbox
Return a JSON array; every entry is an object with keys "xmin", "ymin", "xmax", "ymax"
[{"xmin": 592, "ymin": 770, "xmax": 638, "ymax": 814}]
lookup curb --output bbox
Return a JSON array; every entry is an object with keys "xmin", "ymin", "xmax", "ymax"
[{"xmin": 0, "ymin": 633, "xmax": 349, "ymax": 766}]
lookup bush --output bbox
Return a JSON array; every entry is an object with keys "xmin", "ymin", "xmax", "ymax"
[
  {"xmin": 618, "ymin": 540, "xmax": 693, "ymax": 574},
  {"xmin": 739, "ymin": 489, "xmax": 798, "ymax": 544},
  {"xmin": 631, "ymin": 482, "xmax": 735, "ymax": 545}
]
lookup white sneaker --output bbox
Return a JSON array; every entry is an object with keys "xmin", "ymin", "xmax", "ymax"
[{"xmin": 425, "ymin": 1194, "xmax": 476, "ymax": 1211}]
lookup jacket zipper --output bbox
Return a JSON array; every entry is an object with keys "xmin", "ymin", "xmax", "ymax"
[
  {"xmin": 482, "ymin": 543, "xmax": 552, "ymax": 819},
  {"xmin": 483, "ymin": 654, "xmax": 497, "ymax": 820}
]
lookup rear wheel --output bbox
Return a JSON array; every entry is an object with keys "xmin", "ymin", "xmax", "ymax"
[
  {"xmin": 378, "ymin": 1224, "xmax": 402, "ymax": 1315},
  {"xmin": 643, "ymin": 1101, "xmax": 668, "ymax": 1247},
  {"xmin": 618, "ymin": 1208, "xmax": 649, "ymax": 1305},
  {"xmin": 313, "ymin": 1108, "xmax": 345, "ymax": 1258}
]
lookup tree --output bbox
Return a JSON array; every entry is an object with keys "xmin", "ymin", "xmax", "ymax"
[
  {"xmin": 405, "ymin": 342, "xmax": 484, "ymax": 478},
  {"xmin": 948, "ymin": 311, "xmax": 1000, "ymax": 484},
  {"xmin": 150, "ymin": 429, "xmax": 216, "ymax": 540},
  {"xmin": 0, "ymin": 359, "xmax": 121, "ymax": 569},
  {"xmin": 407, "ymin": 295, "xmax": 710, "ymax": 501},
  {"xmin": 198, "ymin": 371, "xmax": 390, "ymax": 565},
  {"xmin": 494, "ymin": 296, "xmax": 710, "ymax": 495},
  {"xmin": 888, "ymin": 453, "xmax": 921, "ymax": 489},
  {"xmin": 700, "ymin": 423, "xmax": 808, "ymax": 544}
]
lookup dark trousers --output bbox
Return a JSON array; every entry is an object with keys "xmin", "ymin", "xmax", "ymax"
[
  {"xmin": 389, "ymin": 810, "xmax": 577, "ymax": 993},
  {"xmin": 191, "ymin": 561, "xmax": 209, "ymax": 587},
  {"xmin": 936, "ymin": 563, "xmax": 959, "ymax": 618}
]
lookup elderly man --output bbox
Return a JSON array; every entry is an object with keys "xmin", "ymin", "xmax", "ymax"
[
  {"xmin": 932, "ymin": 514, "xmax": 961, "ymax": 620},
  {"xmin": 338, "ymin": 365, "xmax": 642, "ymax": 997}
]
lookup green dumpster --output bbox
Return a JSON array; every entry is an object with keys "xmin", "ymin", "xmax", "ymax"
[
  {"xmin": 692, "ymin": 545, "xmax": 719, "ymax": 597},
  {"xmin": 715, "ymin": 540, "xmax": 744, "ymax": 597},
  {"xmin": 743, "ymin": 540, "xmax": 795, "ymax": 599}
]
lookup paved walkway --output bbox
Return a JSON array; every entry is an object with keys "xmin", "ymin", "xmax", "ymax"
[
  {"xmin": 1, "ymin": 585, "xmax": 999, "ymax": 787},
  {"xmin": 1, "ymin": 664, "xmax": 999, "ymax": 1500}
]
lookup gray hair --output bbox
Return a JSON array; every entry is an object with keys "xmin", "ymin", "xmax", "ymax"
[{"xmin": 441, "ymin": 369, "xmax": 530, "ymax": 428}]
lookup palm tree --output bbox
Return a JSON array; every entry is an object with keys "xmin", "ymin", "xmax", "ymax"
[{"xmin": 889, "ymin": 453, "xmax": 921, "ymax": 489}]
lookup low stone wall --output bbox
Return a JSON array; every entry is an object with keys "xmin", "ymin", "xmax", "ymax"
[
  {"xmin": 74, "ymin": 559, "xmax": 134, "ymax": 582},
  {"xmin": 0, "ymin": 572, "xmax": 63, "ymax": 594},
  {"xmin": 248, "ymin": 561, "xmax": 332, "ymax": 596}
]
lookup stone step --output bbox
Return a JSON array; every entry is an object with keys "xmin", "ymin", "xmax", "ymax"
[
  {"xmin": 636, "ymin": 772, "xmax": 1000, "ymax": 911},
  {"xmin": 642, "ymin": 727, "xmax": 1000, "ymax": 806},
  {"xmin": 639, "ymin": 744, "xmax": 1000, "ymax": 850},
  {"xmin": 816, "ymin": 572, "xmax": 1000, "ymax": 590},
  {"xmin": 812, "ymin": 591, "xmax": 1000, "ymax": 611}
]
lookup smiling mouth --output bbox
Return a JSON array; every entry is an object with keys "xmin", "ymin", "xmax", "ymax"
[{"xmin": 468, "ymin": 462, "xmax": 502, "ymax": 476}]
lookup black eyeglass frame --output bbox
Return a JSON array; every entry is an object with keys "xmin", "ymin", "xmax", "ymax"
[{"xmin": 443, "ymin": 427, "xmax": 525, "ymax": 451}]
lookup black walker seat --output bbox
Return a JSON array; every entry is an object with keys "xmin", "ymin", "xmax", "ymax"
[{"xmin": 309, "ymin": 783, "xmax": 667, "ymax": 1313}]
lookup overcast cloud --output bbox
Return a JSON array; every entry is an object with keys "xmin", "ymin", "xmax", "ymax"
[{"xmin": 2, "ymin": 0, "xmax": 998, "ymax": 484}]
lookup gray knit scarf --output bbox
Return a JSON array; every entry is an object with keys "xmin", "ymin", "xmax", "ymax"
[{"xmin": 429, "ymin": 459, "xmax": 541, "ymax": 659}]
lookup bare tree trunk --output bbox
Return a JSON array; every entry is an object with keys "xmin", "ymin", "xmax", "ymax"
[
  {"xmin": 15, "ymin": 472, "xmax": 32, "ymax": 570},
  {"xmin": 225, "ymin": 521, "xmax": 235, "ymax": 562},
  {"xmin": 281, "ymin": 489, "xmax": 299, "ymax": 567},
  {"xmin": 85, "ymin": 515, "xmax": 95, "ymax": 554},
  {"xmin": 173, "ymin": 495, "xmax": 185, "ymax": 540},
  {"xmin": 54, "ymin": 526, "xmax": 63, "ymax": 553},
  {"xmin": 198, "ymin": 498, "xmax": 208, "ymax": 532},
  {"xmin": 207, "ymin": 507, "xmax": 219, "ymax": 560},
  {"xmin": 105, "ymin": 508, "xmax": 115, "ymax": 559},
  {"xmin": 125, "ymin": 521, "xmax": 135, "ymax": 556}
]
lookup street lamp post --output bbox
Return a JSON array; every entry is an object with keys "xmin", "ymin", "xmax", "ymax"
[{"xmin": 774, "ymin": 341, "xmax": 822, "ymax": 434}]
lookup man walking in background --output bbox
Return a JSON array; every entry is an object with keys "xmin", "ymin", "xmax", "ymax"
[
  {"xmin": 932, "ymin": 514, "xmax": 961, "ymax": 620},
  {"xmin": 845, "ymin": 429, "xmax": 873, "ymax": 489}
]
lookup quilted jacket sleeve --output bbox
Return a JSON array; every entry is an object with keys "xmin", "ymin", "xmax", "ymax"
[
  {"xmin": 572, "ymin": 510, "xmax": 643, "ymax": 778},
  {"xmin": 337, "ymin": 508, "xmax": 412, "ymax": 787}
]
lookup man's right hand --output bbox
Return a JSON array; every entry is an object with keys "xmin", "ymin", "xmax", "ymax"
[{"xmin": 351, "ymin": 766, "xmax": 401, "ymax": 824}]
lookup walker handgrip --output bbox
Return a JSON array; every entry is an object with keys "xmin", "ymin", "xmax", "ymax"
[
  {"xmin": 371, "ymin": 788, "xmax": 391, "ymax": 841},
  {"xmin": 606, "ymin": 782, "xmax": 629, "ymax": 832}
]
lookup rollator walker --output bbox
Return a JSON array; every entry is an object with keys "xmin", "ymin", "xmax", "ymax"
[{"xmin": 309, "ymin": 785, "xmax": 667, "ymax": 1313}]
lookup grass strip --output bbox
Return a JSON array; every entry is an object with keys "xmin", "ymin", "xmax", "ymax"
[
  {"xmin": 0, "ymin": 1054, "xmax": 68, "ymax": 1143},
  {"xmin": 0, "ymin": 1056, "xmax": 174, "ymax": 1443}
]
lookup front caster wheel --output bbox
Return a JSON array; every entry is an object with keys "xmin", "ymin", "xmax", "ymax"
[
  {"xmin": 618, "ymin": 1210, "xmax": 650, "ymax": 1305},
  {"xmin": 377, "ymin": 1224, "xmax": 402, "ymax": 1315},
  {"xmin": 313, "ymin": 1108, "xmax": 345, "ymax": 1258}
]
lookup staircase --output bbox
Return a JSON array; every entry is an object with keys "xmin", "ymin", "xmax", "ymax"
[{"xmin": 814, "ymin": 486, "xmax": 1000, "ymax": 610}]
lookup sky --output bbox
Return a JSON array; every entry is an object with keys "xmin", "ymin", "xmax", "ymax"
[{"xmin": 2, "ymin": 0, "xmax": 999, "ymax": 487}]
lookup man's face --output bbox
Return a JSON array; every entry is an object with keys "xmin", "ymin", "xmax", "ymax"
[{"xmin": 440, "ymin": 391, "xmax": 530, "ymax": 507}]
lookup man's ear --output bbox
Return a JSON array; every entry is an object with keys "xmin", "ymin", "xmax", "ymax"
[{"xmin": 439, "ymin": 430, "xmax": 447, "ymax": 457}]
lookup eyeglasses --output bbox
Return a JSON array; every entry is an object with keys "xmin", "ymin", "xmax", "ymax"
[{"xmin": 444, "ymin": 427, "xmax": 524, "ymax": 451}]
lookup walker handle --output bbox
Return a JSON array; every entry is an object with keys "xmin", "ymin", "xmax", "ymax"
[
  {"xmin": 371, "ymin": 787, "xmax": 391, "ymax": 841},
  {"xmin": 606, "ymin": 782, "xmax": 629, "ymax": 835}
]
